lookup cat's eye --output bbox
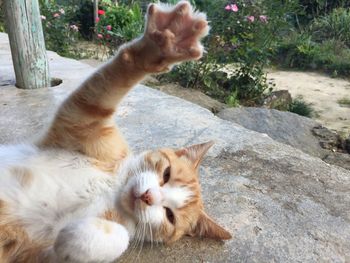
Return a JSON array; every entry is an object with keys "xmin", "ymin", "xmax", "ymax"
[
  {"xmin": 164, "ymin": 207, "xmax": 175, "ymax": 225},
  {"xmin": 163, "ymin": 166, "xmax": 171, "ymax": 184}
]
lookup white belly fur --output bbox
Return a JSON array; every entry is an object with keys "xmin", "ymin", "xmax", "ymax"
[{"xmin": 0, "ymin": 144, "xmax": 118, "ymax": 242}]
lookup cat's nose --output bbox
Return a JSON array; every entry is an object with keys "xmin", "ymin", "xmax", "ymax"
[
  {"xmin": 140, "ymin": 189, "xmax": 153, "ymax": 206},
  {"xmin": 140, "ymin": 188, "xmax": 162, "ymax": 206}
]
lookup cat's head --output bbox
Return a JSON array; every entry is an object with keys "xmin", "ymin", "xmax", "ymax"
[{"xmin": 118, "ymin": 141, "xmax": 231, "ymax": 243}]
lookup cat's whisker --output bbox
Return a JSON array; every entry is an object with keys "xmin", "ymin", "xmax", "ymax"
[
  {"xmin": 125, "ymin": 222, "xmax": 142, "ymax": 262},
  {"xmin": 136, "ymin": 222, "xmax": 146, "ymax": 260},
  {"xmin": 129, "ymin": 222, "xmax": 143, "ymax": 263},
  {"xmin": 148, "ymin": 222, "xmax": 153, "ymax": 249}
]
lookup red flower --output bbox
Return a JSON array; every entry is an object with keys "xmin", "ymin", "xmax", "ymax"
[{"xmin": 98, "ymin": 10, "xmax": 105, "ymax": 15}]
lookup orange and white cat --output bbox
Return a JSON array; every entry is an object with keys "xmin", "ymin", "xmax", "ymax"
[{"xmin": 0, "ymin": 2, "xmax": 231, "ymax": 262}]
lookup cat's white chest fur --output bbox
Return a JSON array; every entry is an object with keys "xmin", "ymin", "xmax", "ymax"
[{"xmin": 0, "ymin": 144, "xmax": 119, "ymax": 242}]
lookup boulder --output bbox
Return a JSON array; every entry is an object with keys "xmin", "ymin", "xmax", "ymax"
[
  {"xmin": 263, "ymin": 90, "xmax": 292, "ymax": 110},
  {"xmin": 217, "ymin": 107, "xmax": 350, "ymax": 170},
  {"xmin": 323, "ymin": 152, "xmax": 350, "ymax": 170},
  {"xmin": 217, "ymin": 107, "xmax": 327, "ymax": 158},
  {"xmin": 312, "ymin": 125, "xmax": 344, "ymax": 151},
  {"xmin": 1, "ymin": 33, "xmax": 350, "ymax": 263},
  {"xmin": 143, "ymin": 81, "xmax": 227, "ymax": 114}
]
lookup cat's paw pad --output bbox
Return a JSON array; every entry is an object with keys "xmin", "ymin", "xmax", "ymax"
[{"xmin": 140, "ymin": 1, "xmax": 209, "ymax": 72}]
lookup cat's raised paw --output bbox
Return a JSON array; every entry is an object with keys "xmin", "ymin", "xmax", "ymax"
[{"xmin": 136, "ymin": 1, "xmax": 209, "ymax": 73}]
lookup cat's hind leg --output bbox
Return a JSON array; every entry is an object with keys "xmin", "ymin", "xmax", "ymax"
[{"xmin": 54, "ymin": 217, "xmax": 129, "ymax": 263}]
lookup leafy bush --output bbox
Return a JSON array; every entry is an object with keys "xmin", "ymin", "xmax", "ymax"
[
  {"xmin": 95, "ymin": 2, "xmax": 144, "ymax": 51},
  {"xmin": 288, "ymin": 97, "xmax": 313, "ymax": 117},
  {"xmin": 73, "ymin": 0, "xmax": 94, "ymax": 40},
  {"xmin": 0, "ymin": 1, "xmax": 5, "ymax": 32},
  {"xmin": 161, "ymin": 0, "xmax": 298, "ymax": 106},
  {"xmin": 297, "ymin": 0, "xmax": 349, "ymax": 24},
  {"xmin": 276, "ymin": 33, "xmax": 350, "ymax": 76},
  {"xmin": 39, "ymin": 2, "xmax": 80, "ymax": 56},
  {"xmin": 311, "ymin": 8, "xmax": 350, "ymax": 47}
]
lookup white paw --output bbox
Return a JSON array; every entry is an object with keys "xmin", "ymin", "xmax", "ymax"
[{"xmin": 54, "ymin": 217, "xmax": 129, "ymax": 263}]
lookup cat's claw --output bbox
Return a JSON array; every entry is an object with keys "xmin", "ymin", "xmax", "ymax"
[{"xmin": 135, "ymin": 1, "xmax": 209, "ymax": 73}]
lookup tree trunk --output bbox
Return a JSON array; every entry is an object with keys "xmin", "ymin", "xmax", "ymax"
[{"xmin": 4, "ymin": 0, "xmax": 50, "ymax": 89}]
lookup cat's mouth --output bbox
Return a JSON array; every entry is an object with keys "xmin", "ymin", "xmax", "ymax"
[{"xmin": 126, "ymin": 186, "xmax": 149, "ymax": 213}]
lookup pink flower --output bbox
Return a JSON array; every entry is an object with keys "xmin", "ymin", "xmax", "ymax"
[
  {"xmin": 231, "ymin": 4, "xmax": 238, "ymax": 12},
  {"xmin": 53, "ymin": 13, "xmax": 60, "ymax": 18},
  {"xmin": 59, "ymin": 8, "xmax": 65, "ymax": 15},
  {"xmin": 106, "ymin": 25, "xmax": 112, "ymax": 31},
  {"xmin": 98, "ymin": 10, "xmax": 105, "ymax": 15},
  {"xmin": 247, "ymin": 16, "xmax": 255, "ymax": 23},
  {"xmin": 40, "ymin": 15, "xmax": 46, "ymax": 20},
  {"xmin": 225, "ymin": 4, "xmax": 238, "ymax": 12},
  {"xmin": 95, "ymin": 17, "xmax": 100, "ymax": 23},
  {"xmin": 259, "ymin": 15, "xmax": 268, "ymax": 23},
  {"xmin": 70, "ymin": 24, "xmax": 79, "ymax": 32},
  {"xmin": 106, "ymin": 34, "xmax": 111, "ymax": 39},
  {"xmin": 97, "ymin": 33, "xmax": 103, "ymax": 39}
]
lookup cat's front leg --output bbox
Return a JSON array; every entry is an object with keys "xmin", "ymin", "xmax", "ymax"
[{"xmin": 54, "ymin": 217, "xmax": 129, "ymax": 263}]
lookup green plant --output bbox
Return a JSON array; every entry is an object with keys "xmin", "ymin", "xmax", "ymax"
[
  {"xmin": 337, "ymin": 97, "xmax": 350, "ymax": 106},
  {"xmin": 73, "ymin": 0, "xmax": 94, "ymax": 40},
  {"xmin": 311, "ymin": 8, "xmax": 350, "ymax": 47},
  {"xmin": 95, "ymin": 2, "xmax": 144, "ymax": 51},
  {"xmin": 0, "ymin": 1, "xmax": 5, "ymax": 32},
  {"xmin": 297, "ymin": 0, "xmax": 349, "ymax": 24},
  {"xmin": 276, "ymin": 33, "xmax": 350, "ymax": 76},
  {"xmin": 226, "ymin": 90, "xmax": 239, "ymax": 107},
  {"xmin": 39, "ymin": 2, "xmax": 80, "ymax": 57},
  {"xmin": 288, "ymin": 97, "xmax": 313, "ymax": 117},
  {"xmin": 161, "ymin": 0, "xmax": 298, "ymax": 106}
]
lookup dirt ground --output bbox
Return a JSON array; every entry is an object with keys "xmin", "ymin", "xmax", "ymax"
[
  {"xmin": 268, "ymin": 71, "xmax": 350, "ymax": 137},
  {"xmin": 80, "ymin": 59, "xmax": 350, "ymax": 137}
]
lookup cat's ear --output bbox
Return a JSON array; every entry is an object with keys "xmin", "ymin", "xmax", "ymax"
[
  {"xmin": 175, "ymin": 141, "xmax": 214, "ymax": 169},
  {"xmin": 191, "ymin": 211, "xmax": 232, "ymax": 240}
]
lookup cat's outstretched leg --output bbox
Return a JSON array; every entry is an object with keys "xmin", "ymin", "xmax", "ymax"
[
  {"xmin": 53, "ymin": 217, "xmax": 129, "ymax": 263},
  {"xmin": 39, "ymin": 1, "xmax": 209, "ymax": 167}
]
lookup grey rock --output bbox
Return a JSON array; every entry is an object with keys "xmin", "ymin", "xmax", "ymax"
[
  {"xmin": 323, "ymin": 152, "xmax": 350, "ymax": 170},
  {"xmin": 217, "ymin": 107, "xmax": 328, "ymax": 159},
  {"xmin": 1, "ymin": 33, "xmax": 350, "ymax": 263},
  {"xmin": 312, "ymin": 125, "xmax": 344, "ymax": 151},
  {"xmin": 263, "ymin": 90, "xmax": 292, "ymax": 111},
  {"xmin": 145, "ymin": 82, "xmax": 227, "ymax": 114}
]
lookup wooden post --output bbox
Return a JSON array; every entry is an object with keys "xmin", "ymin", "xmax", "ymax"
[
  {"xmin": 4, "ymin": 0, "xmax": 50, "ymax": 89},
  {"xmin": 94, "ymin": 0, "xmax": 98, "ymax": 28}
]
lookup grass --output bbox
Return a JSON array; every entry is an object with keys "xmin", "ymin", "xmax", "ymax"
[
  {"xmin": 275, "ymin": 34, "xmax": 350, "ymax": 77},
  {"xmin": 337, "ymin": 97, "xmax": 350, "ymax": 106},
  {"xmin": 288, "ymin": 97, "xmax": 314, "ymax": 118}
]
